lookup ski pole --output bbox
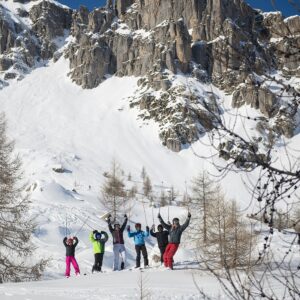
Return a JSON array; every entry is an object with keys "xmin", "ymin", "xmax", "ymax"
[
  {"xmin": 74, "ymin": 216, "xmax": 90, "ymax": 237},
  {"xmin": 73, "ymin": 212, "xmax": 95, "ymax": 231},
  {"xmin": 151, "ymin": 203, "xmax": 154, "ymax": 225},
  {"xmin": 142, "ymin": 197, "xmax": 148, "ymax": 226}
]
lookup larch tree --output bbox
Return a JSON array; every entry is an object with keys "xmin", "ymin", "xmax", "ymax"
[
  {"xmin": 203, "ymin": 192, "xmax": 256, "ymax": 268},
  {"xmin": 143, "ymin": 176, "xmax": 152, "ymax": 198},
  {"xmin": 0, "ymin": 113, "xmax": 47, "ymax": 283},
  {"xmin": 189, "ymin": 171, "xmax": 220, "ymax": 244},
  {"xmin": 100, "ymin": 159, "xmax": 127, "ymax": 220}
]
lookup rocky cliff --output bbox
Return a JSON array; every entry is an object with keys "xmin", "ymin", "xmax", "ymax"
[{"xmin": 0, "ymin": 0, "xmax": 299, "ymax": 152}]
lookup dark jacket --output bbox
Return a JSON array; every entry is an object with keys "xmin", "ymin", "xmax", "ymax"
[
  {"xmin": 158, "ymin": 216, "xmax": 190, "ymax": 244},
  {"xmin": 108, "ymin": 218, "xmax": 128, "ymax": 244},
  {"xmin": 150, "ymin": 229, "xmax": 169, "ymax": 248},
  {"xmin": 63, "ymin": 237, "xmax": 78, "ymax": 257}
]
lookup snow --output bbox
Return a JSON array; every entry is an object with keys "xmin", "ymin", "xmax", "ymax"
[
  {"xmin": 0, "ymin": 0, "xmax": 70, "ymax": 12},
  {"xmin": 263, "ymin": 11, "xmax": 282, "ymax": 18},
  {"xmin": 284, "ymin": 15, "xmax": 300, "ymax": 23},
  {"xmin": 0, "ymin": 268, "xmax": 222, "ymax": 299}
]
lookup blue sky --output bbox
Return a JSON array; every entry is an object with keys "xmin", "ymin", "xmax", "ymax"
[{"xmin": 58, "ymin": 0, "xmax": 298, "ymax": 17}]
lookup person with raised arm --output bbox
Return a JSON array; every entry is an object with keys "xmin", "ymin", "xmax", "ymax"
[
  {"xmin": 157, "ymin": 212, "xmax": 191, "ymax": 270},
  {"xmin": 107, "ymin": 214, "xmax": 128, "ymax": 270},
  {"xmin": 127, "ymin": 223, "xmax": 150, "ymax": 268}
]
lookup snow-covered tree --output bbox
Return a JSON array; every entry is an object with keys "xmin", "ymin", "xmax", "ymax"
[{"xmin": 0, "ymin": 113, "xmax": 47, "ymax": 283}]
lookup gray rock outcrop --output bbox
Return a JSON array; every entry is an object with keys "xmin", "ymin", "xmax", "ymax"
[{"xmin": 0, "ymin": 0, "xmax": 299, "ymax": 152}]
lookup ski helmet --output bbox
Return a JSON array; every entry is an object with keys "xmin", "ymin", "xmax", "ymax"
[
  {"xmin": 95, "ymin": 232, "xmax": 102, "ymax": 240},
  {"xmin": 172, "ymin": 218, "xmax": 180, "ymax": 225},
  {"xmin": 135, "ymin": 223, "xmax": 141, "ymax": 229},
  {"xmin": 157, "ymin": 224, "xmax": 163, "ymax": 231}
]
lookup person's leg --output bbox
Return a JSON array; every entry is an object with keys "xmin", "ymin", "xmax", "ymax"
[
  {"xmin": 113, "ymin": 244, "xmax": 120, "ymax": 271},
  {"xmin": 94, "ymin": 253, "xmax": 101, "ymax": 272},
  {"xmin": 70, "ymin": 256, "xmax": 80, "ymax": 275},
  {"xmin": 65, "ymin": 256, "xmax": 71, "ymax": 277},
  {"xmin": 119, "ymin": 244, "xmax": 126, "ymax": 270},
  {"xmin": 167, "ymin": 244, "xmax": 179, "ymax": 269},
  {"xmin": 163, "ymin": 244, "xmax": 171, "ymax": 267},
  {"xmin": 135, "ymin": 245, "xmax": 141, "ymax": 268},
  {"xmin": 160, "ymin": 246, "xmax": 166, "ymax": 264},
  {"xmin": 141, "ymin": 245, "xmax": 148, "ymax": 267},
  {"xmin": 98, "ymin": 253, "xmax": 104, "ymax": 271}
]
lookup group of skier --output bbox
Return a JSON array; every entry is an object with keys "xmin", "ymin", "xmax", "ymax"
[{"xmin": 62, "ymin": 212, "xmax": 191, "ymax": 277}]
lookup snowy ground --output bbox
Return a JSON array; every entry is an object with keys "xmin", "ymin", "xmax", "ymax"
[{"xmin": 0, "ymin": 268, "xmax": 223, "ymax": 300}]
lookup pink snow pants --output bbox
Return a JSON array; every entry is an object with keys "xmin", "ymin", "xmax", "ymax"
[{"xmin": 65, "ymin": 256, "xmax": 80, "ymax": 277}]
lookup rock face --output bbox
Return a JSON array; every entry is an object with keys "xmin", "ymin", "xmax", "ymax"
[
  {"xmin": 0, "ymin": 0, "xmax": 72, "ymax": 85},
  {"xmin": 30, "ymin": 1, "xmax": 72, "ymax": 40},
  {"xmin": 66, "ymin": 0, "xmax": 260, "ymax": 90},
  {"xmin": 262, "ymin": 13, "xmax": 300, "ymax": 76},
  {"xmin": 232, "ymin": 83, "xmax": 278, "ymax": 118},
  {"xmin": 0, "ymin": 0, "xmax": 299, "ymax": 152},
  {"xmin": 0, "ymin": 3, "xmax": 38, "ymax": 79}
]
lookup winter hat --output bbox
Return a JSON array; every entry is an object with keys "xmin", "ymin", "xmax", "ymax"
[
  {"xmin": 114, "ymin": 223, "xmax": 120, "ymax": 228},
  {"xmin": 172, "ymin": 218, "xmax": 179, "ymax": 225},
  {"xmin": 95, "ymin": 232, "xmax": 102, "ymax": 240},
  {"xmin": 157, "ymin": 224, "xmax": 163, "ymax": 231}
]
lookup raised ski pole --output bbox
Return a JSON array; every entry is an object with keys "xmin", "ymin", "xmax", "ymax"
[
  {"xmin": 74, "ymin": 216, "xmax": 90, "ymax": 237},
  {"xmin": 65, "ymin": 215, "xmax": 68, "ymax": 237},
  {"xmin": 142, "ymin": 197, "xmax": 148, "ymax": 226},
  {"xmin": 151, "ymin": 201, "xmax": 154, "ymax": 225},
  {"xmin": 73, "ymin": 212, "xmax": 95, "ymax": 231}
]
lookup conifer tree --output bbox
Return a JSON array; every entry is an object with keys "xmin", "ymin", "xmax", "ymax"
[
  {"xmin": 143, "ymin": 176, "xmax": 152, "ymax": 198},
  {"xmin": 100, "ymin": 159, "xmax": 126, "ymax": 220},
  {"xmin": 190, "ymin": 171, "xmax": 219, "ymax": 243},
  {"xmin": 0, "ymin": 113, "xmax": 47, "ymax": 283}
]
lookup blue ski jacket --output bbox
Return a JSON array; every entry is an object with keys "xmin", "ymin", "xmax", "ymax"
[{"xmin": 127, "ymin": 229, "xmax": 149, "ymax": 245}]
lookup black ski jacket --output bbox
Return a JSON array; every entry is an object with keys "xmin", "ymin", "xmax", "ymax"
[
  {"xmin": 150, "ymin": 229, "xmax": 169, "ymax": 248},
  {"xmin": 158, "ymin": 216, "xmax": 190, "ymax": 244},
  {"xmin": 63, "ymin": 237, "xmax": 78, "ymax": 256},
  {"xmin": 108, "ymin": 217, "xmax": 128, "ymax": 244}
]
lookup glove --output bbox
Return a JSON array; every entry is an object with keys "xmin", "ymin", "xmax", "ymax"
[
  {"xmin": 158, "ymin": 213, "xmax": 161, "ymax": 218},
  {"xmin": 93, "ymin": 230, "xmax": 98, "ymax": 234},
  {"xmin": 124, "ymin": 214, "xmax": 127, "ymax": 218},
  {"xmin": 188, "ymin": 212, "xmax": 191, "ymax": 218},
  {"xmin": 146, "ymin": 226, "xmax": 150, "ymax": 232},
  {"xmin": 127, "ymin": 225, "xmax": 130, "ymax": 231}
]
